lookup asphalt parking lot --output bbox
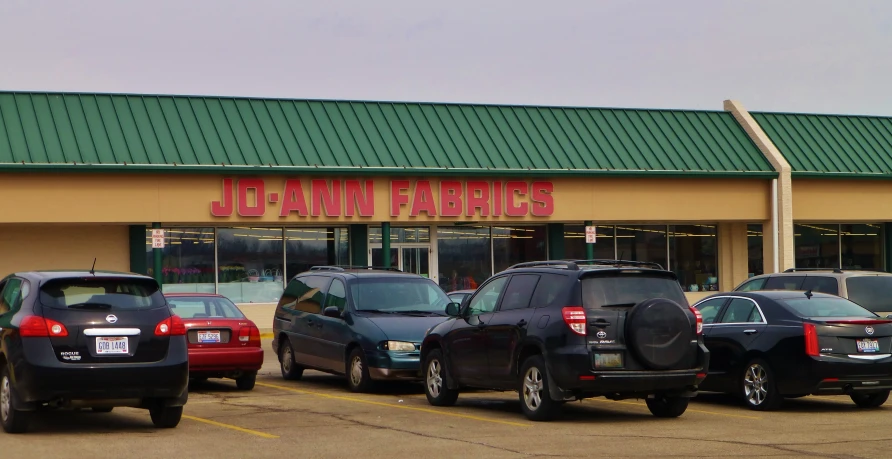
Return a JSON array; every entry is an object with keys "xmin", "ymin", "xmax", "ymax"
[{"xmin": 3, "ymin": 339, "xmax": 891, "ymax": 459}]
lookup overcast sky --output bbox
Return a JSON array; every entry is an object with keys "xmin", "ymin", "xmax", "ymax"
[{"xmin": 1, "ymin": 0, "xmax": 890, "ymax": 115}]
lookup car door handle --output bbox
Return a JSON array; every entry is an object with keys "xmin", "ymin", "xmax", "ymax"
[
  {"xmin": 589, "ymin": 319, "xmax": 611, "ymax": 327},
  {"xmin": 517, "ymin": 319, "xmax": 528, "ymax": 328},
  {"xmin": 743, "ymin": 329, "xmax": 758, "ymax": 335}
]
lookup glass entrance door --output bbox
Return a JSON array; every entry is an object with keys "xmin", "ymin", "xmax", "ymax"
[{"xmin": 369, "ymin": 244, "xmax": 431, "ymax": 278}]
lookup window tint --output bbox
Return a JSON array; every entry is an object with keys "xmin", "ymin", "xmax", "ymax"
[
  {"xmin": 499, "ymin": 275, "xmax": 540, "ymax": 311},
  {"xmin": 349, "ymin": 278, "xmax": 450, "ymax": 313},
  {"xmin": 166, "ymin": 297, "xmax": 246, "ymax": 319},
  {"xmin": 801, "ymin": 276, "xmax": 839, "ymax": 295},
  {"xmin": 763, "ymin": 276, "xmax": 805, "ymax": 291},
  {"xmin": 695, "ymin": 298, "xmax": 726, "ymax": 324},
  {"xmin": 0, "ymin": 278, "xmax": 25, "ymax": 315},
  {"xmin": 582, "ymin": 275, "xmax": 687, "ymax": 308},
  {"xmin": 39, "ymin": 277, "xmax": 164, "ymax": 310},
  {"xmin": 280, "ymin": 276, "xmax": 329, "ymax": 314},
  {"xmin": 530, "ymin": 273, "xmax": 568, "ymax": 308},
  {"xmin": 781, "ymin": 297, "xmax": 875, "ymax": 318},
  {"xmin": 845, "ymin": 276, "xmax": 892, "ymax": 313},
  {"xmin": 325, "ymin": 279, "xmax": 347, "ymax": 312},
  {"xmin": 467, "ymin": 276, "xmax": 508, "ymax": 315},
  {"xmin": 736, "ymin": 278, "xmax": 767, "ymax": 292},
  {"xmin": 719, "ymin": 298, "xmax": 762, "ymax": 323}
]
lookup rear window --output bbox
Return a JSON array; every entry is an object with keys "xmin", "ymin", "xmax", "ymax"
[
  {"xmin": 581, "ymin": 275, "xmax": 687, "ymax": 308},
  {"xmin": 780, "ymin": 296, "xmax": 877, "ymax": 318},
  {"xmin": 166, "ymin": 296, "xmax": 245, "ymax": 319},
  {"xmin": 39, "ymin": 277, "xmax": 166, "ymax": 310},
  {"xmin": 845, "ymin": 277, "xmax": 892, "ymax": 313}
]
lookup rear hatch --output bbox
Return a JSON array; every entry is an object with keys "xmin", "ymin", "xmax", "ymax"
[
  {"xmin": 845, "ymin": 275, "xmax": 892, "ymax": 318},
  {"xmin": 166, "ymin": 296, "xmax": 254, "ymax": 348},
  {"xmin": 37, "ymin": 276, "xmax": 172, "ymax": 364},
  {"xmin": 579, "ymin": 269, "xmax": 700, "ymax": 371}
]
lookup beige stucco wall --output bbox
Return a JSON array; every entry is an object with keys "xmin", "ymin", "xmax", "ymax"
[
  {"xmin": 0, "ymin": 225, "xmax": 130, "ymax": 277},
  {"xmin": 793, "ymin": 179, "xmax": 892, "ymax": 221}
]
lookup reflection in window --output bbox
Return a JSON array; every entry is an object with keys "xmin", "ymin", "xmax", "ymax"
[
  {"xmin": 285, "ymin": 228, "xmax": 349, "ymax": 279},
  {"xmin": 747, "ymin": 224, "xmax": 764, "ymax": 278},
  {"xmin": 795, "ymin": 224, "xmax": 840, "ymax": 269},
  {"xmin": 217, "ymin": 228, "xmax": 285, "ymax": 304},
  {"xmin": 669, "ymin": 225, "xmax": 718, "ymax": 293},
  {"xmin": 841, "ymin": 224, "xmax": 882, "ymax": 270},
  {"xmin": 145, "ymin": 228, "xmax": 215, "ymax": 294},
  {"xmin": 615, "ymin": 225, "xmax": 667, "ymax": 267},
  {"xmin": 437, "ymin": 226, "xmax": 491, "ymax": 292},
  {"xmin": 492, "ymin": 226, "xmax": 546, "ymax": 273},
  {"xmin": 564, "ymin": 225, "xmax": 615, "ymax": 260},
  {"xmin": 369, "ymin": 227, "xmax": 430, "ymax": 244}
]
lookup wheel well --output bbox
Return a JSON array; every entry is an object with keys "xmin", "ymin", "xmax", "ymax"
[
  {"xmin": 277, "ymin": 333, "xmax": 288, "ymax": 353},
  {"xmin": 515, "ymin": 344, "xmax": 542, "ymax": 376},
  {"xmin": 345, "ymin": 342, "xmax": 360, "ymax": 361},
  {"xmin": 420, "ymin": 341, "xmax": 440, "ymax": 361},
  {"xmin": 0, "ymin": 353, "xmax": 6, "ymax": 371}
]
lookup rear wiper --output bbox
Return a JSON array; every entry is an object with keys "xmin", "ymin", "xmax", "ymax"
[
  {"xmin": 600, "ymin": 303, "xmax": 637, "ymax": 308},
  {"xmin": 67, "ymin": 302, "xmax": 113, "ymax": 310}
]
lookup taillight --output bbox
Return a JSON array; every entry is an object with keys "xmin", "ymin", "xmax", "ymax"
[
  {"xmin": 804, "ymin": 323, "xmax": 819, "ymax": 356},
  {"xmin": 19, "ymin": 316, "xmax": 69, "ymax": 337},
  {"xmin": 155, "ymin": 315, "xmax": 186, "ymax": 337},
  {"xmin": 562, "ymin": 306, "xmax": 587, "ymax": 336},
  {"xmin": 689, "ymin": 306, "xmax": 703, "ymax": 335},
  {"xmin": 238, "ymin": 324, "xmax": 261, "ymax": 346}
]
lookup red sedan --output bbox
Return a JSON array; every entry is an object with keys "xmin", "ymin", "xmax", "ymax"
[{"xmin": 164, "ymin": 293, "xmax": 263, "ymax": 390}]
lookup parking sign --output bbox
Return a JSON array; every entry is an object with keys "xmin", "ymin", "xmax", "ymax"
[{"xmin": 585, "ymin": 226, "xmax": 597, "ymax": 243}]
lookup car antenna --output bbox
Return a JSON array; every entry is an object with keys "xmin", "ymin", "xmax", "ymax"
[
  {"xmin": 90, "ymin": 257, "xmax": 97, "ymax": 275},
  {"xmin": 804, "ymin": 289, "xmax": 812, "ymax": 299}
]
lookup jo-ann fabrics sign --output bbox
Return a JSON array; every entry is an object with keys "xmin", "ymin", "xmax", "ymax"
[{"xmin": 210, "ymin": 178, "xmax": 554, "ymax": 218}]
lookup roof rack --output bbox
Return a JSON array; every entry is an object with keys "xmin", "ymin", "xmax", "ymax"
[
  {"xmin": 783, "ymin": 268, "xmax": 843, "ymax": 274},
  {"xmin": 507, "ymin": 261, "xmax": 580, "ymax": 270},
  {"xmin": 507, "ymin": 259, "xmax": 665, "ymax": 271},
  {"xmin": 309, "ymin": 265, "xmax": 403, "ymax": 272}
]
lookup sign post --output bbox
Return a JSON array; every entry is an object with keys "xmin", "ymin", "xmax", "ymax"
[
  {"xmin": 151, "ymin": 224, "xmax": 163, "ymax": 286},
  {"xmin": 584, "ymin": 221, "xmax": 595, "ymax": 260}
]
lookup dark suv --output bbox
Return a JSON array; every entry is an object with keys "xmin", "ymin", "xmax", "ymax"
[
  {"xmin": 419, "ymin": 259, "xmax": 709, "ymax": 421},
  {"xmin": 0, "ymin": 271, "xmax": 189, "ymax": 433},
  {"xmin": 272, "ymin": 266, "xmax": 454, "ymax": 392}
]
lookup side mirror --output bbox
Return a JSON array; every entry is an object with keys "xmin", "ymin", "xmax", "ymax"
[
  {"xmin": 445, "ymin": 302, "xmax": 461, "ymax": 317},
  {"xmin": 323, "ymin": 306, "xmax": 342, "ymax": 318}
]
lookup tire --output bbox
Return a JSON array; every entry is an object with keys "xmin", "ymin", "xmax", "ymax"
[
  {"xmin": 625, "ymin": 298, "xmax": 693, "ymax": 371},
  {"xmin": 1, "ymin": 365, "xmax": 30, "ymax": 434},
  {"xmin": 518, "ymin": 355, "xmax": 561, "ymax": 422},
  {"xmin": 346, "ymin": 348, "xmax": 374, "ymax": 393},
  {"xmin": 92, "ymin": 407, "xmax": 114, "ymax": 413},
  {"xmin": 423, "ymin": 349, "xmax": 459, "ymax": 407},
  {"xmin": 740, "ymin": 359, "xmax": 783, "ymax": 411},
  {"xmin": 279, "ymin": 339, "xmax": 304, "ymax": 381},
  {"xmin": 850, "ymin": 390, "xmax": 890, "ymax": 408},
  {"xmin": 149, "ymin": 405, "xmax": 183, "ymax": 429},
  {"xmin": 645, "ymin": 395, "xmax": 689, "ymax": 418},
  {"xmin": 235, "ymin": 372, "xmax": 257, "ymax": 391}
]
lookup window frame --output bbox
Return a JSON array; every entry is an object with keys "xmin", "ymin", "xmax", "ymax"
[
  {"xmin": 325, "ymin": 278, "xmax": 347, "ymax": 313},
  {"xmin": 495, "ymin": 274, "xmax": 541, "ymax": 312},
  {"xmin": 693, "ymin": 297, "xmax": 729, "ymax": 325},
  {"xmin": 464, "ymin": 275, "xmax": 510, "ymax": 316},
  {"xmin": 696, "ymin": 295, "xmax": 768, "ymax": 326},
  {"xmin": 735, "ymin": 277, "xmax": 768, "ymax": 292}
]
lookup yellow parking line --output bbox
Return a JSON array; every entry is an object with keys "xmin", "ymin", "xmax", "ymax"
[
  {"xmin": 183, "ymin": 414, "xmax": 280, "ymax": 439},
  {"xmin": 588, "ymin": 398, "xmax": 761, "ymax": 420},
  {"xmin": 255, "ymin": 381, "xmax": 531, "ymax": 428}
]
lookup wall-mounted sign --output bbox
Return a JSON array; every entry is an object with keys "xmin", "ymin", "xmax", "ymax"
[
  {"xmin": 151, "ymin": 229, "xmax": 165, "ymax": 248},
  {"xmin": 210, "ymin": 178, "xmax": 554, "ymax": 219}
]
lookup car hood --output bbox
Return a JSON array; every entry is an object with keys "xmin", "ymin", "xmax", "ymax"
[{"xmin": 362, "ymin": 314, "xmax": 449, "ymax": 342}]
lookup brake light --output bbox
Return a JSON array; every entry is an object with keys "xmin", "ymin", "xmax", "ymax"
[
  {"xmin": 689, "ymin": 306, "xmax": 703, "ymax": 334},
  {"xmin": 825, "ymin": 319, "xmax": 892, "ymax": 325},
  {"xmin": 19, "ymin": 316, "xmax": 69, "ymax": 337},
  {"xmin": 562, "ymin": 306, "xmax": 587, "ymax": 336},
  {"xmin": 155, "ymin": 315, "xmax": 186, "ymax": 336},
  {"xmin": 804, "ymin": 323, "xmax": 819, "ymax": 356},
  {"xmin": 238, "ymin": 324, "xmax": 261, "ymax": 346}
]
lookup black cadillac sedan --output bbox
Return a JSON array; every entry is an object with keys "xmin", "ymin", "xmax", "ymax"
[{"xmin": 692, "ymin": 290, "xmax": 892, "ymax": 411}]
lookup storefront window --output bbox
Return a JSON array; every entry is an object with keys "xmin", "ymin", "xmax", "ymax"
[
  {"xmin": 615, "ymin": 225, "xmax": 667, "ymax": 267},
  {"xmin": 285, "ymin": 228, "xmax": 349, "ymax": 279},
  {"xmin": 145, "ymin": 228, "xmax": 215, "ymax": 294},
  {"xmin": 747, "ymin": 224, "xmax": 764, "ymax": 277},
  {"xmin": 795, "ymin": 224, "xmax": 840, "ymax": 269},
  {"xmin": 369, "ymin": 227, "xmax": 431, "ymax": 244},
  {"xmin": 841, "ymin": 224, "xmax": 882, "ymax": 270},
  {"xmin": 437, "ymin": 226, "xmax": 491, "ymax": 292},
  {"xmin": 669, "ymin": 225, "xmax": 718, "ymax": 293},
  {"xmin": 492, "ymin": 225, "xmax": 547, "ymax": 273},
  {"xmin": 564, "ymin": 225, "xmax": 615, "ymax": 260},
  {"xmin": 217, "ymin": 227, "xmax": 285, "ymax": 304}
]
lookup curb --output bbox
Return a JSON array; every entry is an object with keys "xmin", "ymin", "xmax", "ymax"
[{"xmin": 260, "ymin": 332, "xmax": 274, "ymax": 339}]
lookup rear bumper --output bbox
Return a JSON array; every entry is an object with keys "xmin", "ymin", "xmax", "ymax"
[
  {"xmin": 366, "ymin": 349, "xmax": 421, "ymax": 381},
  {"xmin": 794, "ymin": 354, "xmax": 892, "ymax": 395},
  {"xmin": 13, "ymin": 336, "xmax": 189, "ymax": 406},
  {"xmin": 189, "ymin": 347, "xmax": 264, "ymax": 373}
]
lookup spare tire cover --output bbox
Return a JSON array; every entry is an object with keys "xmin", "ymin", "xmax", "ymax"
[{"xmin": 625, "ymin": 298, "xmax": 693, "ymax": 370}]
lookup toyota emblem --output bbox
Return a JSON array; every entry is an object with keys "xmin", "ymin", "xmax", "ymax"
[
  {"xmin": 596, "ymin": 330, "xmax": 607, "ymax": 339},
  {"xmin": 106, "ymin": 314, "xmax": 118, "ymax": 324},
  {"xmin": 866, "ymin": 326, "xmax": 875, "ymax": 335}
]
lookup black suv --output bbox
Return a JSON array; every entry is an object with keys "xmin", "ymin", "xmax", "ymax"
[
  {"xmin": 0, "ymin": 271, "xmax": 189, "ymax": 433},
  {"xmin": 419, "ymin": 259, "xmax": 709, "ymax": 421}
]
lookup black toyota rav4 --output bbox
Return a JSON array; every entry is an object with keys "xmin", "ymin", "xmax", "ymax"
[
  {"xmin": 419, "ymin": 260, "xmax": 709, "ymax": 421},
  {"xmin": 0, "ymin": 271, "xmax": 189, "ymax": 433}
]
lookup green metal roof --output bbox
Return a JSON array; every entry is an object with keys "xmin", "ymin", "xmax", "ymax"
[
  {"xmin": 753, "ymin": 112, "xmax": 892, "ymax": 178},
  {"xmin": 0, "ymin": 92, "xmax": 775, "ymax": 177}
]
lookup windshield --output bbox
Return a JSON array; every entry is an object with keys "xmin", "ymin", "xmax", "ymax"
[
  {"xmin": 780, "ymin": 296, "xmax": 877, "ymax": 318},
  {"xmin": 582, "ymin": 275, "xmax": 687, "ymax": 308},
  {"xmin": 845, "ymin": 277, "xmax": 892, "ymax": 313},
  {"xmin": 350, "ymin": 278, "xmax": 451, "ymax": 313},
  {"xmin": 166, "ymin": 296, "xmax": 246, "ymax": 319},
  {"xmin": 39, "ymin": 277, "xmax": 166, "ymax": 310}
]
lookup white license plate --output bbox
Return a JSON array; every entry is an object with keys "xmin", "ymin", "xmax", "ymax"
[
  {"xmin": 198, "ymin": 331, "xmax": 221, "ymax": 343},
  {"xmin": 857, "ymin": 339, "xmax": 879, "ymax": 353},
  {"xmin": 96, "ymin": 337, "xmax": 129, "ymax": 355}
]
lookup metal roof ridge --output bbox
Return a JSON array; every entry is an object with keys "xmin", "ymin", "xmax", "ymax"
[{"xmin": 751, "ymin": 110, "xmax": 892, "ymax": 120}]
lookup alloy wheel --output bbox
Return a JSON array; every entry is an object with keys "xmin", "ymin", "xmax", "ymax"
[
  {"xmin": 744, "ymin": 363, "xmax": 768, "ymax": 406},
  {"xmin": 351, "ymin": 356, "xmax": 364, "ymax": 386},
  {"xmin": 523, "ymin": 367, "xmax": 544, "ymax": 411},
  {"xmin": 0, "ymin": 375, "xmax": 10, "ymax": 423},
  {"xmin": 427, "ymin": 360, "xmax": 443, "ymax": 398}
]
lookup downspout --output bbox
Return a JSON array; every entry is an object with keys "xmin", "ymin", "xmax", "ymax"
[{"xmin": 771, "ymin": 179, "xmax": 779, "ymax": 273}]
